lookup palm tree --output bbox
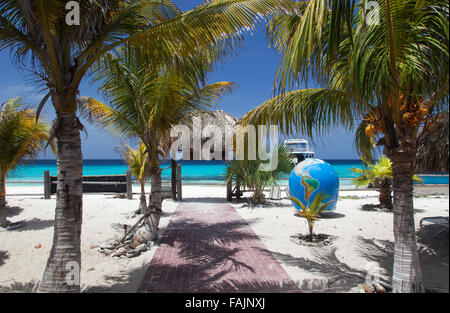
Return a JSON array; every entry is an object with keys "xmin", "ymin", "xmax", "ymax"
[
  {"xmin": 80, "ymin": 44, "xmax": 235, "ymax": 243},
  {"xmin": 290, "ymin": 192, "xmax": 332, "ymax": 242},
  {"xmin": 352, "ymin": 156, "xmax": 394, "ymax": 210},
  {"xmin": 0, "ymin": 98, "xmax": 50, "ymax": 228},
  {"xmin": 239, "ymin": 0, "xmax": 448, "ymax": 292},
  {"xmin": 0, "ymin": 0, "xmax": 293, "ymax": 292},
  {"xmin": 225, "ymin": 144, "xmax": 293, "ymax": 205},
  {"xmin": 124, "ymin": 143, "xmax": 149, "ymax": 214},
  {"xmin": 351, "ymin": 156, "xmax": 422, "ymax": 210}
]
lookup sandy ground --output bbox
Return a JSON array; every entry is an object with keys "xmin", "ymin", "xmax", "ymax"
[
  {"xmin": 0, "ymin": 185, "xmax": 448, "ymax": 292},
  {"xmin": 231, "ymin": 189, "xmax": 449, "ymax": 292},
  {"xmin": 0, "ymin": 192, "xmax": 178, "ymax": 292}
]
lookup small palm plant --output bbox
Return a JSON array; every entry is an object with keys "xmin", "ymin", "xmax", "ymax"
[
  {"xmin": 290, "ymin": 192, "xmax": 332, "ymax": 242},
  {"xmin": 225, "ymin": 145, "xmax": 293, "ymax": 205},
  {"xmin": 0, "ymin": 98, "xmax": 51, "ymax": 228},
  {"xmin": 351, "ymin": 156, "xmax": 422, "ymax": 210},
  {"xmin": 124, "ymin": 143, "xmax": 149, "ymax": 214}
]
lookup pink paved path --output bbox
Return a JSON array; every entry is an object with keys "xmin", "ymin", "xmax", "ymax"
[{"xmin": 138, "ymin": 200, "xmax": 299, "ymax": 293}]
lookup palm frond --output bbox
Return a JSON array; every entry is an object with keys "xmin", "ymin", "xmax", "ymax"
[
  {"xmin": 240, "ymin": 88, "xmax": 363, "ymax": 137},
  {"xmin": 0, "ymin": 97, "xmax": 51, "ymax": 181}
]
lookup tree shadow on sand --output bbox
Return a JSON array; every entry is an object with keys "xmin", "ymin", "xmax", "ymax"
[
  {"xmin": 254, "ymin": 245, "xmax": 374, "ymax": 292},
  {"xmin": 318, "ymin": 212, "xmax": 346, "ymax": 219},
  {"xmin": 0, "ymin": 280, "xmax": 39, "ymax": 293},
  {"xmin": 254, "ymin": 232, "xmax": 447, "ymax": 292},
  {"xmin": 358, "ymin": 230, "xmax": 449, "ymax": 291},
  {"xmin": 4, "ymin": 205, "xmax": 53, "ymax": 231},
  {"xmin": 6, "ymin": 206, "xmax": 24, "ymax": 218},
  {"xmin": 360, "ymin": 204, "xmax": 425, "ymax": 214},
  {"xmin": 257, "ymin": 237, "xmax": 395, "ymax": 292},
  {"xmin": 82, "ymin": 263, "xmax": 150, "ymax": 293},
  {"xmin": 416, "ymin": 224, "xmax": 449, "ymax": 291},
  {"xmin": 14, "ymin": 218, "xmax": 54, "ymax": 232},
  {"xmin": 0, "ymin": 250, "xmax": 9, "ymax": 266}
]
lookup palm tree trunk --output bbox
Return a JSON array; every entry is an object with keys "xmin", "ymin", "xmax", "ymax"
[
  {"xmin": 0, "ymin": 177, "xmax": 7, "ymax": 228},
  {"xmin": 379, "ymin": 178, "xmax": 393, "ymax": 210},
  {"xmin": 171, "ymin": 159, "xmax": 177, "ymax": 200},
  {"xmin": 251, "ymin": 184, "xmax": 266, "ymax": 205},
  {"xmin": 139, "ymin": 180, "xmax": 147, "ymax": 214},
  {"xmin": 391, "ymin": 158, "xmax": 424, "ymax": 293},
  {"xmin": 148, "ymin": 164, "xmax": 162, "ymax": 238},
  {"xmin": 38, "ymin": 112, "xmax": 83, "ymax": 293},
  {"xmin": 308, "ymin": 220, "xmax": 314, "ymax": 242},
  {"xmin": 133, "ymin": 163, "xmax": 161, "ymax": 243},
  {"xmin": 150, "ymin": 166, "xmax": 162, "ymax": 211}
]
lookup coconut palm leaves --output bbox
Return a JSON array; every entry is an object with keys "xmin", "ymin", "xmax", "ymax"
[
  {"xmin": 79, "ymin": 46, "xmax": 235, "ymax": 155},
  {"xmin": 351, "ymin": 156, "xmax": 422, "ymax": 210},
  {"xmin": 0, "ymin": 0, "xmax": 293, "ymax": 103},
  {"xmin": 415, "ymin": 111, "xmax": 449, "ymax": 174},
  {"xmin": 225, "ymin": 144, "xmax": 293, "ymax": 205},
  {"xmin": 291, "ymin": 191, "xmax": 332, "ymax": 242},
  {"xmin": 0, "ymin": 98, "xmax": 50, "ymax": 228},
  {"xmin": 124, "ymin": 143, "xmax": 149, "ymax": 213},
  {"xmin": 242, "ymin": 0, "xmax": 448, "ymax": 139},
  {"xmin": 352, "ymin": 156, "xmax": 394, "ymax": 189}
]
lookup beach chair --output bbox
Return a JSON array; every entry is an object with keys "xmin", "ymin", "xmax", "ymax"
[
  {"xmin": 420, "ymin": 216, "xmax": 449, "ymax": 238},
  {"xmin": 285, "ymin": 186, "xmax": 291, "ymax": 199},
  {"xmin": 269, "ymin": 185, "xmax": 281, "ymax": 200}
]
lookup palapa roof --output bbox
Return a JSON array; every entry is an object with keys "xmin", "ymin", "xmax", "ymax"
[
  {"xmin": 188, "ymin": 110, "xmax": 238, "ymax": 159},
  {"xmin": 415, "ymin": 111, "xmax": 449, "ymax": 174}
]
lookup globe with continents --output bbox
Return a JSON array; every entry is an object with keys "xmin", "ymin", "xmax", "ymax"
[{"xmin": 289, "ymin": 158, "xmax": 339, "ymax": 212}]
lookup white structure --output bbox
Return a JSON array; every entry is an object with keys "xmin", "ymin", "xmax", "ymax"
[{"xmin": 283, "ymin": 139, "xmax": 314, "ymax": 164}]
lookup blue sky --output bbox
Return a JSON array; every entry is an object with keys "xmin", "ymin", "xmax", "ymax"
[{"xmin": 0, "ymin": 0, "xmax": 363, "ymax": 160}]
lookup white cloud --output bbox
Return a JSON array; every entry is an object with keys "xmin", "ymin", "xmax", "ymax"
[{"xmin": 1, "ymin": 84, "xmax": 46, "ymax": 103}]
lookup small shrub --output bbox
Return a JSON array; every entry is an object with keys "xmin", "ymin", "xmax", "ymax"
[{"xmin": 290, "ymin": 192, "xmax": 332, "ymax": 242}]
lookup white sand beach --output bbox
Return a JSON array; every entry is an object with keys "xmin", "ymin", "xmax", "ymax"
[{"xmin": 0, "ymin": 185, "xmax": 448, "ymax": 292}]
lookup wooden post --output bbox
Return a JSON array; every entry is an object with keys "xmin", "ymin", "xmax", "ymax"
[
  {"xmin": 226, "ymin": 168, "xmax": 232, "ymax": 202},
  {"xmin": 44, "ymin": 170, "xmax": 51, "ymax": 199},
  {"xmin": 171, "ymin": 159, "xmax": 177, "ymax": 200},
  {"xmin": 176, "ymin": 163, "xmax": 182, "ymax": 201},
  {"xmin": 236, "ymin": 177, "xmax": 241, "ymax": 199},
  {"xmin": 126, "ymin": 170, "xmax": 133, "ymax": 199}
]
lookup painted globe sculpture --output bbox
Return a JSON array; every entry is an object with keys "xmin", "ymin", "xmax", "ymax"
[{"xmin": 289, "ymin": 158, "xmax": 339, "ymax": 212}]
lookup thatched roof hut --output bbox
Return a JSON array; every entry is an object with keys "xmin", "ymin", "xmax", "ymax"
[
  {"xmin": 161, "ymin": 110, "xmax": 238, "ymax": 161},
  {"xmin": 415, "ymin": 111, "xmax": 449, "ymax": 174},
  {"xmin": 194, "ymin": 109, "xmax": 239, "ymax": 128}
]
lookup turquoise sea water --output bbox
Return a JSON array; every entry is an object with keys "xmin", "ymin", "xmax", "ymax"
[{"xmin": 7, "ymin": 159, "xmax": 449, "ymax": 186}]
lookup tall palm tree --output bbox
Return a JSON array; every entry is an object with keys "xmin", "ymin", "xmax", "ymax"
[
  {"xmin": 0, "ymin": 0, "xmax": 293, "ymax": 292},
  {"xmin": 124, "ymin": 142, "xmax": 149, "ymax": 214},
  {"xmin": 80, "ymin": 44, "xmax": 234, "ymax": 243},
  {"xmin": 0, "ymin": 98, "xmax": 50, "ymax": 228},
  {"xmin": 240, "ymin": 0, "xmax": 448, "ymax": 292}
]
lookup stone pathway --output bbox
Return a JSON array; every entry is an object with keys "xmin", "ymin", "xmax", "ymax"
[{"xmin": 138, "ymin": 200, "xmax": 299, "ymax": 293}]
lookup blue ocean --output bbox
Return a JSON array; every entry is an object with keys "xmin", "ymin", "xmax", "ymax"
[{"xmin": 6, "ymin": 159, "xmax": 449, "ymax": 186}]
